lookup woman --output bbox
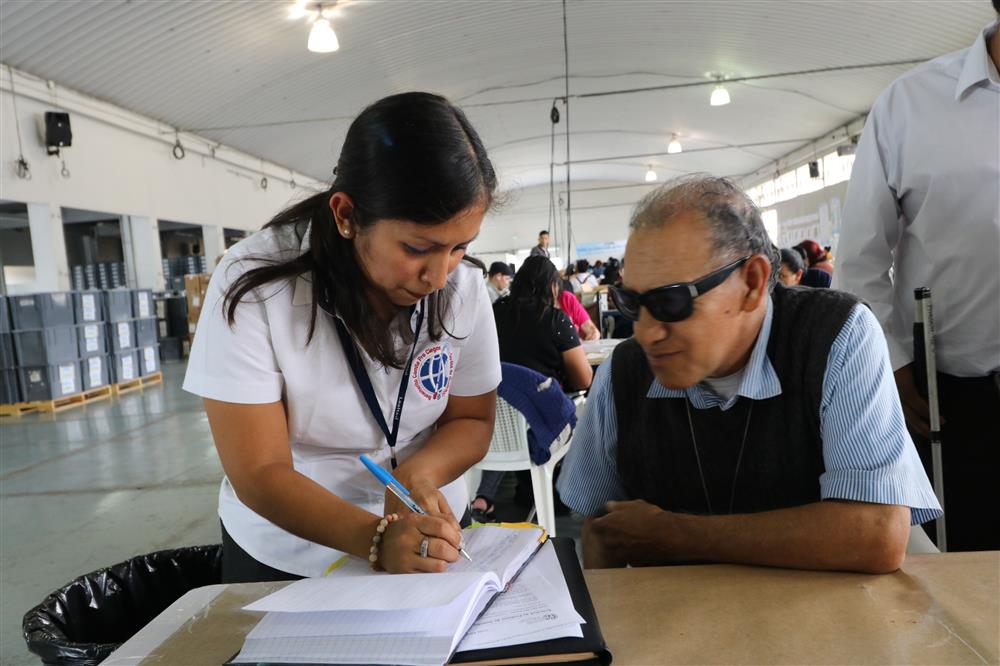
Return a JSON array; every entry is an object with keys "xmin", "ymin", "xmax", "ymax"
[
  {"xmin": 778, "ymin": 248, "xmax": 805, "ymax": 286},
  {"xmin": 471, "ymin": 256, "xmax": 592, "ymax": 521},
  {"xmin": 796, "ymin": 239, "xmax": 834, "ymax": 276},
  {"xmin": 570, "ymin": 259, "xmax": 600, "ymax": 294},
  {"xmin": 183, "ymin": 93, "xmax": 501, "ymax": 581},
  {"xmin": 559, "ymin": 287, "xmax": 600, "ymax": 341}
]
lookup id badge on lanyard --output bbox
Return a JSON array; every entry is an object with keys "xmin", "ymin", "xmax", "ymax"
[{"xmin": 330, "ymin": 300, "xmax": 426, "ymax": 470}]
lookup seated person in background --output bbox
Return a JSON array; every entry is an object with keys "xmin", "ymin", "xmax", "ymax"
[
  {"xmin": 600, "ymin": 261, "xmax": 622, "ymax": 287},
  {"xmin": 800, "ymin": 266, "xmax": 833, "ymax": 288},
  {"xmin": 796, "ymin": 239, "xmax": 835, "ymax": 276},
  {"xmin": 571, "ymin": 259, "xmax": 600, "ymax": 293},
  {"xmin": 559, "ymin": 265, "xmax": 576, "ymax": 294},
  {"xmin": 559, "ymin": 287, "xmax": 600, "ymax": 341},
  {"xmin": 557, "ymin": 174, "xmax": 941, "ymax": 574},
  {"xmin": 485, "ymin": 261, "xmax": 513, "ymax": 304},
  {"xmin": 778, "ymin": 248, "xmax": 805, "ymax": 286},
  {"xmin": 592, "ymin": 260, "xmax": 606, "ymax": 279},
  {"xmin": 472, "ymin": 256, "xmax": 593, "ymax": 521}
]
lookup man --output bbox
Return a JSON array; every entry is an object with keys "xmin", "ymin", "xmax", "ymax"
[
  {"xmin": 529, "ymin": 230, "xmax": 550, "ymax": 258},
  {"xmin": 485, "ymin": 261, "xmax": 513, "ymax": 304},
  {"xmin": 557, "ymin": 175, "xmax": 941, "ymax": 574},
  {"xmin": 778, "ymin": 248, "xmax": 804, "ymax": 287},
  {"xmin": 836, "ymin": 12, "xmax": 1000, "ymax": 551}
]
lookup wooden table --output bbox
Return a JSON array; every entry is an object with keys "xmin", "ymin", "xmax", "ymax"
[{"xmin": 106, "ymin": 551, "xmax": 998, "ymax": 665}]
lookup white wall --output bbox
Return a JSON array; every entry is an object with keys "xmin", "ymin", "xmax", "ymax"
[
  {"xmin": 1, "ymin": 67, "xmax": 324, "ymax": 232},
  {"xmin": 475, "ymin": 181, "xmax": 654, "ymax": 260},
  {"xmin": 475, "ymin": 178, "xmax": 854, "ymax": 264},
  {"xmin": 1, "ymin": 66, "xmax": 326, "ymax": 293},
  {"xmin": 761, "ymin": 180, "xmax": 850, "ymax": 252}
]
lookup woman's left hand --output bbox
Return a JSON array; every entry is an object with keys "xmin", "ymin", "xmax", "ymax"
[{"xmin": 384, "ymin": 477, "xmax": 461, "ymax": 532}]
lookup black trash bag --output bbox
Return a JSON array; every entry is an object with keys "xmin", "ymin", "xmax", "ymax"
[{"xmin": 23, "ymin": 544, "xmax": 222, "ymax": 666}]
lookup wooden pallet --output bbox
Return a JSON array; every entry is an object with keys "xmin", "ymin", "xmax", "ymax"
[
  {"xmin": 0, "ymin": 384, "xmax": 114, "ymax": 417},
  {"xmin": 112, "ymin": 371, "xmax": 163, "ymax": 396}
]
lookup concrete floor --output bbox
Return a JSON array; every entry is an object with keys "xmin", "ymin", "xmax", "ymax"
[
  {"xmin": 0, "ymin": 361, "xmax": 582, "ymax": 665},
  {"xmin": 0, "ymin": 362, "xmax": 222, "ymax": 666}
]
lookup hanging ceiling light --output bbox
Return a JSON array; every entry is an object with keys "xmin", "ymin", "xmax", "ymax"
[
  {"xmin": 710, "ymin": 80, "xmax": 731, "ymax": 106},
  {"xmin": 645, "ymin": 166, "xmax": 657, "ymax": 182},
  {"xmin": 288, "ymin": 0, "xmax": 311, "ymax": 19},
  {"xmin": 308, "ymin": 12, "xmax": 340, "ymax": 52},
  {"xmin": 667, "ymin": 134, "xmax": 683, "ymax": 154}
]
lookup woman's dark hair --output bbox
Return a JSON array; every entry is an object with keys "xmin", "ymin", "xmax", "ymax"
[
  {"xmin": 223, "ymin": 92, "xmax": 497, "ymax": 368},
  {"xmin": 575, "ymin": 259, "xmax": 590, "ymax": 274},
  {"xmin": 503, "ymin": 256, "xmax": 560, "ymax": 322},
  {"xmin": 795, "ymin": 239, "xmax": 825, "ymax": 267},
  {"xmin": 780, "ymin": 248, "xmax": 805, "ymax": 274},
  {"xmin": 601, "ymin": 265, "xmax": 621, "ymax": 287}
]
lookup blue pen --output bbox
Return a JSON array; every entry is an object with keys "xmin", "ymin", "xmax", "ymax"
[{"xmin": 360, "ymin": 454, "xmax": 473, "ymax": 562}]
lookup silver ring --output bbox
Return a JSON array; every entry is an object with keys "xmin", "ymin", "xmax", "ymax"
[{"xmin": 419, "ymin": 537, "xmax": 429, "ymax": 558}]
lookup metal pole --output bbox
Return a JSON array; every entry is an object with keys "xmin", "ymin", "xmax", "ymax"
[
  {"xmin": 561, "ymin": 0, "xmax": 572, "ymax": 265},
  {"xmin": 914, "ymin": 287, "xmax": 946, "ymax": 551}
]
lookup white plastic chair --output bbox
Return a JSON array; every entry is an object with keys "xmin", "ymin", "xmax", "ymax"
[{"xmin": 471, "ymin": 395, "xmax": 577, "ymax": 536}]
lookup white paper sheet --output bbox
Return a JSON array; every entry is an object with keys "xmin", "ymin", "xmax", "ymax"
[
  {"xmin": 244, "ymin": 570, "xmax": 487, "ymax": 613},
  {"xmin": 457, "ymin": 541, "xmax": 584, "ymax": 651}
]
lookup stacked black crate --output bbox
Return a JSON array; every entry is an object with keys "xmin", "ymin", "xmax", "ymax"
[
  {"xmin": 84, "ymin": 264, "xmax": 98, "ymax": 290},
  {"xmin": 104, "ymin": 289, "xmax": 140, "ymax": 384},
  {"xmin": 164, "ymin": 255, "xmax": 207, "ymax": 291},
  {"xmin": 133, "ymin": 289, "xmax": 160, "ymax": 377},
  {"xmin": 0, "ymin": 296, "xmax": 18, "ymax": 404},
  {"xmin": 71, "ymin": 265, "xmax": 86, "ymax": 291},
  {"xmin": 154, "ymin": 294, "xmax": 188, "ymax": 361},
  {"xmin": 8, "ymin": 292, "xmax": 83, "ymax": 401},
  {"xmin": 74, "ymin": 292, "xmax": 110, "ymax": 392}
]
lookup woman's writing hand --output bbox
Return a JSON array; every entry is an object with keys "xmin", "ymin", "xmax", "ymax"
[{"xmin": 379, "ymin": 512, "xmax": 462, "ymax": 573}]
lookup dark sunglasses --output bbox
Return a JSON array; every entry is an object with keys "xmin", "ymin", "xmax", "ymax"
[{"xmin": 610, "ymin": 256, "xmax": 750, "ymax": 322}]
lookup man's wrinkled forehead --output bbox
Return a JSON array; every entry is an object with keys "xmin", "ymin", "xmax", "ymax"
[{"xmin": 623, "ymin": 212, "xmax": 715, "ymax": 292}]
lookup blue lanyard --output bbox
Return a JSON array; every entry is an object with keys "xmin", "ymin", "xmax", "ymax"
[{"xmin": 331, "ymin": 301, "xmax": 425, "ymax": 470}]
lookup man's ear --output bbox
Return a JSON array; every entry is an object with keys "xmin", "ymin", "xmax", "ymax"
[{"xmin": 742, "ymin": 253, "xmax": 772, "ymax": 312}]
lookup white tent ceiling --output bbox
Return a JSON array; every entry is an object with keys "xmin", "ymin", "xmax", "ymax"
[{"xmin": 0, "ymin": 0, "xmax": 994, "ymax": 194}]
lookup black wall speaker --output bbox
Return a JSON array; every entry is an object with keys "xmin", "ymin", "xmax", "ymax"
[
  {"xmin": 44, "ymin": 111, "xmax": 72, "ymax": 155},
  {"xmin": 808, "ymin": 160, "xmax": 820, "ymax": 179}
]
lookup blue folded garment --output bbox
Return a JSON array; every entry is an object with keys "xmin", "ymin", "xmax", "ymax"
[{"xmin": 497, "ymin": 362, "xmax": 578, "ymax": 465}]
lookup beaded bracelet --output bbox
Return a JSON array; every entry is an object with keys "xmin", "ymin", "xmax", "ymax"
[{"xmin": 368, "ymin": 513, "xmax": 400, "ymax": 570}]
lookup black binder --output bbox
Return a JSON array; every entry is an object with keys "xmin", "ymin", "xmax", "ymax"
[{"xmin": 449, "ymin": 537, "xmax": 612, "ymax": 665}]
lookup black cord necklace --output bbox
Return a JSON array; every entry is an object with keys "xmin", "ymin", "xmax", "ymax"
[{"xmin": 685, "ymin": 399, "xmax": 754, "ymax": 514}]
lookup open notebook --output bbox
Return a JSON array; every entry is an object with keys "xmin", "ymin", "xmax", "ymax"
[{"xmin": 232, "ymin": 524, "xmax": 552, "ymax": 666}]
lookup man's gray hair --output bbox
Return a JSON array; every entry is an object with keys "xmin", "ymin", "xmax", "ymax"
[{"xmin": 629, "ymin": 174, "xmax": 780, "ymax": 289}]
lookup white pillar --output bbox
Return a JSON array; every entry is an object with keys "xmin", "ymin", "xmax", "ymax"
[
  {"xmin": 121, "ymin": 215, "xmax": 165, "ymax": 290},
  {"xmin": 26, "ymin": 202, "xmax": 71, "ymax": 292},
  {"xmin": 201, "ymin": 225, "xmax": 226, "ymax": 273}
]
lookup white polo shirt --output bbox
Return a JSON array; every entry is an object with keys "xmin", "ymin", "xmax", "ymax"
[{"xmin": 183, "ymin": 224, "xmax": 501, "ymax": 577}]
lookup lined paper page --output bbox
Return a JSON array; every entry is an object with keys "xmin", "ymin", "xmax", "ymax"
[
  {"xmin": 233, "ymin": 633, "xmax": 455, "ymax": 665},
  {"xmin": 246, "ymin": 584, "xmax": 483, "ymax": 638},
  {"xmin": 244, "ymin": 570, "xmax": 485, "ymax": 612},
  {"xmin": 458, "ymin": 542, "xmax": 584, "ymax": 651},
  {"xmin": 448, "ymin": 525, "xmax": 544, "ymax": 583}
]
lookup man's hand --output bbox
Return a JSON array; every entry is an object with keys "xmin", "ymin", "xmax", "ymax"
[
  {"xmin": 583, "ymin": 500, "xmax": 677, "ymax": 568},
  {"xmin": 894, "ymin": 363, "xmax": 944, "ymax": 438}
]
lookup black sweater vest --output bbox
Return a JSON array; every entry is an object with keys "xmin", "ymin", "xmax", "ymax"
[{"xmin": 611, "ymin": 285, "xmax": 860, "ymax": 515}]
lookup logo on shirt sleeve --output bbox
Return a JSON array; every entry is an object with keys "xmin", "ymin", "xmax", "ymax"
[{"xmin": 412, "ymin": 342, "xmax": 454, "ymax": 400}]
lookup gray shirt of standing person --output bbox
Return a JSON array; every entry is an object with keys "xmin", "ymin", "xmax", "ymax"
[{"xmin": 529, "ymin": 230, "xmax": 550, "ymax": 258}]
